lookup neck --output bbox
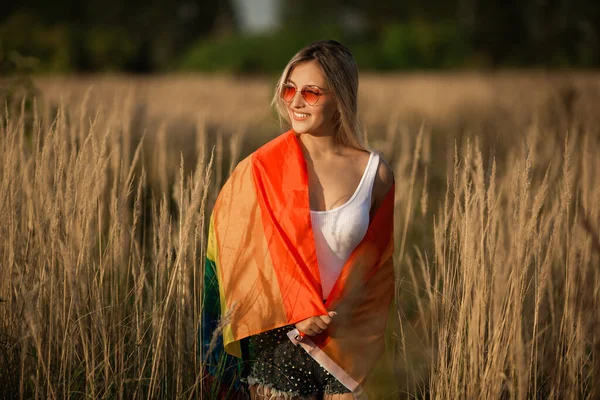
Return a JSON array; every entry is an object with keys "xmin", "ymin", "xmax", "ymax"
[{"xmin": 296, "ymin": 130, "xmax": 344, "ymax": 158}]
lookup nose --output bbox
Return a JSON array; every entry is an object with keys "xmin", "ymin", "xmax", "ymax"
[{"xmin": 290, "ymin": 89, "xmax": 305, "ymax": 108}]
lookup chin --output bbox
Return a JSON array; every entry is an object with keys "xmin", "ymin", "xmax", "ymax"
[{"xmin": 291, "ymin": 121, "xmax": 311, "ymax": 134}]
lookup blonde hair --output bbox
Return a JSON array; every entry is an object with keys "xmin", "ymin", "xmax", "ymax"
[{"xmin": 271, "ymin": 40, "xmax": 367, "ymax": 151}]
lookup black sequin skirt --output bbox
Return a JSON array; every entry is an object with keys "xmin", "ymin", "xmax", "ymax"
[{"xmin": 242, "ymin": 324, "xmax": 351, "ymax": 398}]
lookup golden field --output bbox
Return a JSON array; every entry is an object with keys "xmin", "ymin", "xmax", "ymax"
[{"xmin": 0, "ymin": 72, "xmax": 599, "ymax": 399}]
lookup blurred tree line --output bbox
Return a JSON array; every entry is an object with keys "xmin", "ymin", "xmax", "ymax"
[
  {"xmin": 1, "ymin": 0, "xmax": 599, "ymax": 74},
  {"xmin": 0, "ymin": 0, "xmax": 235, "ymax": 73}
]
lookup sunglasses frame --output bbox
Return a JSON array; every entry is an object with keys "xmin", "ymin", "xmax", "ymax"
[{"xmin": 280, "ymin": 83, "xmax": 330, "ymax": 106}]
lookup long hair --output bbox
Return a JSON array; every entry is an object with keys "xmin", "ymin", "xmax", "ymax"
[{"xmin": 271, "ymin": 40, "xmax": 367, "ymax": 151}]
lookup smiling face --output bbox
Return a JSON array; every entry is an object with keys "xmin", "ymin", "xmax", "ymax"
[{"xmin": 284, "ymin": 60, "xmax": 338, "ymax": 137}]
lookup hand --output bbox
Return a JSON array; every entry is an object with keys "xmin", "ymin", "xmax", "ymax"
[{"xmin": 295, "ymin": 311, "xmax": 337, "ymax": 336}]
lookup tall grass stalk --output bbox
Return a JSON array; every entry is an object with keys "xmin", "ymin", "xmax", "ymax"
[
  {"xmin": 1, "ymin": 76, "xmax": 598, "ymax": 399},
  {"xmin": 399, "ymin": 126, "xmax": 599, "ymax": 398},
  {"xmin": 0, "ymin": 97, "xmax": 220, "ymax": 399}
]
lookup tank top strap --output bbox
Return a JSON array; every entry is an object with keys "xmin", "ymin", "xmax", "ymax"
[{"xmin": 356, "ymin": 151, "xmax": 379, "ymax": 202}]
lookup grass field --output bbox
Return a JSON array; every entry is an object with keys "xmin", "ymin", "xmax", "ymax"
[{"xmin": 1, "ymin": 72, "xmax": 599, "ymax": 399}]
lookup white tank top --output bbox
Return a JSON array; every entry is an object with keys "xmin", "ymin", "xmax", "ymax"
[{"xmin": 310, "ymin": 151, "xmax": 379, "ymax": 300}]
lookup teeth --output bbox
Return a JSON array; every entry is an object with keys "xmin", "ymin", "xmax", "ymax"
[{"xmin": 294, "ymin": 112, "xmax": 310, "ymax": 118}]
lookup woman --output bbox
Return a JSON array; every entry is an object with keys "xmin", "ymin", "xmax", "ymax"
[{"xmin": 202, "ymin": 40, "xmax": 396, "ymax": 400}]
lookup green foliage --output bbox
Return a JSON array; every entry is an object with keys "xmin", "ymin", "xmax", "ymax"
[
  {"xmin": 378, "ymin": 21, "xmax": 470, "ymax": 69},
  {"xmin": 2, "ymin": 0, "xmax": 598, "ymax": 74},
  {"xmin": 179, "ymin": 22, "xmax": 471, "ymax": 74},
  {"xmin": 0, "ymin": 12, "xmax": 72, "ymax": 73},
  {"xmin": 178, "ymin": 26, "xmax": 345, "ymax": 74},
  {"xmin": 83, "ymin": 27, "xmax": 138, "ymax": 71},
  {"xmin": 0, "ymin": 12, "xmax": 144, "ymax": 73}
]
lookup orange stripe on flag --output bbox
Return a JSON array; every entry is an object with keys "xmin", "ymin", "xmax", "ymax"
[
  {"xmin": 252, "ymin": 130, "xmax": 328, "ymax": 324},
  {"xmin": 213, "ymin": 155, "xmax": 288, "ymax": 345}
]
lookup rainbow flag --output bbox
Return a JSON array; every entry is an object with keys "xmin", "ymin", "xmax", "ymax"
[{"xmin": 201, "ymin": 129, "xmax": 395, "ymax": 398}]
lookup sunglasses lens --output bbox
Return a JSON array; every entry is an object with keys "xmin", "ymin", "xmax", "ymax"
[
  {"xmin": 282, "ymin": 86, "xmax": 295, "ymax": 102},
  {"xmin": 302, "ymin": 88, "xmax": 321, "ymax": 105}
]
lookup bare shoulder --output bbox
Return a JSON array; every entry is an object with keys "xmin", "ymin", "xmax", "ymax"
[
  {"xmin": 370, "ymin": 151, "xmax": 395, "ymax": 216},
  {"xmin": 373, "ymin": 152, "xmax": 394, "ymax": 192}
]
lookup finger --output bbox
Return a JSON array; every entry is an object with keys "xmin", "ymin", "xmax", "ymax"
[
  {"xmin": 311, "ymin": 325, "xmax": 324, "ymax": 334},
  {"xmin": 313, "ymin": 318, "xmax": 328, "ymax": 330},
  {"xmin": 328, "ymin": 311, "xmax": 337, "ymax": 318},
  {"xmin": 304, "ymin": 328, "xmax": 318, "ymax": 336},
  {"xmin": 318, "ymin": 315, "xmax": 331, "ymax": 325}
]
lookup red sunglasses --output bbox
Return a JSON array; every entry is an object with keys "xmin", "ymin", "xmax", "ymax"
[{"xmin": 281, "ymin": 83, "xmax": 329, "ymax": 106}]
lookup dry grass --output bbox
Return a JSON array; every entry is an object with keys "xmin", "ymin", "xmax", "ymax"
[{"xmin": 0, "ymin": 72, "xmax": 599, "ymax": 399}]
